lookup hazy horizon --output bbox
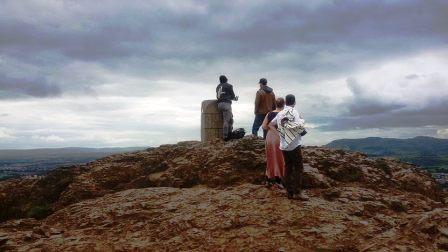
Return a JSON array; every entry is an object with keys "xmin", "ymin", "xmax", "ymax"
[
  {"xmin": 0, "ymin": 135, "xmax": 446, "ymax": 150},
  {"xmin": 1, "ymin": 1, "xmax": 448, "ymax": 148}
]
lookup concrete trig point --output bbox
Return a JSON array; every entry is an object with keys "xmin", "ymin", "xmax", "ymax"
[{"xmin": 201, "ymin": 100, "xmax": 223, "ymax": 142}]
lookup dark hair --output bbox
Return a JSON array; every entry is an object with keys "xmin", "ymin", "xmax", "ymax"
[
  {"xmin": 285, "ymin": 94, "xmax": 295, "ymax": 106},
  {"xmin": 275, "ymin": 97, "xmax": 285, "ymax": 109},
  {"xmin": 219, "ymin": 75, "xmax": 228, "ymax": 84},
  {"xmin": 259, "ymin": 78, "xmax": 267, "ymax": 85}
]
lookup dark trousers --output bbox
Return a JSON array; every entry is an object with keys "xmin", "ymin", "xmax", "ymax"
[
  {"xmin": 282, "ymin": 145, "xmax": 304, "ymax": 196},
  {"xmin": 252, "ymin": 114, "xmax": 267, "ymax": 138}
]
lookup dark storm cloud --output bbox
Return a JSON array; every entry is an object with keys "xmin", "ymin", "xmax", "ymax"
[
  {"xmin": 212, "ymin": 0, "xmax": 448, "ymax": 55},
  {"xmin": 2, "ymin": 0, "xmax": 448, "ymax": 148},
  {"xmin": 0, "ymin": 0, "xmax": 447, "ymax": 100},
  {"xmin": 1, "ymin": 0, "xmax": 448, "ymax": 71},
  {"xmin": 319, "ymin": 110, "xmax": 448, "ymax": 131},
  {"xmin": 344, "ymin": 78, "xmax": 405, "ymax": 116},
  {"xmin": 0, "ymin": 19, "xmax": 151, "ymax": 61},
  {"xmin": 0, "ymin": 74, "xmax": 62, "ymax": 98},
  {"xmin": 319, "ymin": 79, "xmax": 448, "ymax": 131}
]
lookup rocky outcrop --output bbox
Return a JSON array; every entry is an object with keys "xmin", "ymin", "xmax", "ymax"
[{"xmin": 0, "ymin": 137, "xmax": 446, "ymax": 251}]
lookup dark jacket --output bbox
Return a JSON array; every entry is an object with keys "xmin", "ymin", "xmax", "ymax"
[
  {"xmin": 216, "ymin": 83, "xmax": 236, "ymax": 103},
  {"xmin": 255, "ymin": 85, "xmax": 275, "ymax": 114}
]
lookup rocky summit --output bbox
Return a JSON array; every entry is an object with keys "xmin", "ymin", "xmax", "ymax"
[{"xmin": 0, "ymin": 137, "xmax": 447, "ymax": 251}]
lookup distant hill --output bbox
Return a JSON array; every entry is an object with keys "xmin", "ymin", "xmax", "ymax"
[
  {"xmin": 324, "ymin": 136, "xmax": 448, "ymax": 173},
  {"xmin": 0, "ymin": 147, "xmax": 146, "ymax": 180}
]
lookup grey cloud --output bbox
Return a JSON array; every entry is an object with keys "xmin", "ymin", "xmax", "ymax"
[
  {"xmin": 0, "ymin": 20, "xmax": 151, "ymax": 62},
  {"xmin": 345, "ymin": 78, "xmax": 406, "ymax": 116},
  {"xmin": 348, "ymin": 102, "xmax": 406, "ymax": 116},
  {"xmin": 320, "ymin": 81, "xmax": 448, "ymax": 131},
  {"xmin": 0, "ymin": 74, "xmax": 62, "ymax": 98},
  {"xmin": 0, "ymin": 0, "xmax": 447, "ymax": 81},
  {"xmin": 405, "ymin": 74, "xmax": 419, "ymax": 80},
  {"xmin": 1, "ymin": 0, "xmax": 448, "ymax": 148},
  {"xmin": 319, "ymin": 111, "xmax": 448, "ymax": 131},
  {"xmin": 404, "ymin": 97, "xmax": 448, "ymax": 116}
]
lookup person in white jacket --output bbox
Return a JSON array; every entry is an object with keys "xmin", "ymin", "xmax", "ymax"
[{"xmin": 270, "ymin": 94, "xmax": 308, "ymax": 200}]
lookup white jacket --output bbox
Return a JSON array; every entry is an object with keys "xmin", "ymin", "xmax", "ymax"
[{"xmin": 270, "ymin": 106, "xmax": 305, "ymax": 151}]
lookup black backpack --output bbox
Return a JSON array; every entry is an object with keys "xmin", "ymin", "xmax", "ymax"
[{"xmin": 230, "ymin": 128, "xmax": 246, "ymax": 140}]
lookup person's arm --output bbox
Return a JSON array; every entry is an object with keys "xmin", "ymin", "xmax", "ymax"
[
  {"xmin": 229, "ymin": 85, "xmax": 236, "ymax": 101},
  {"xmin": 254, "ymin": 91, "xmax": 260, "ymax": 114},
  {"xmin": 216, "ymin": 85, "xmax": 220, "ymax": 99},
  {"xmin": 270, "ymin": 114, "xmax": 278, "ymax": 126},
  {"xmin": 262, "ymin": 113, "xmax": 270, "ymax": 130},
  {"xmin": 271, "ymin": 92, "xmax": 276, "ymax": 110}
]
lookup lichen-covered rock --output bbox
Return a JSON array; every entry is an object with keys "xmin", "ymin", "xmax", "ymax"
[
  {"xmin": 0, "ymin": 185, "xmax": 446, "ymax": 251},
  {"xmin": 0, "ymin": 137, "xmax": 446, "ymax": 251},
  {"xmin": 303, "ymin": 164, "xmax": 333, "ymax": 188},
  {"xmin": 0, "ymin": 137, "xmax": 443, "ymax": 222}
]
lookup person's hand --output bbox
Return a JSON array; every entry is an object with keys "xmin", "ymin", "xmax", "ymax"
[{"xmin": 234, "ymin": 96, "xmax": 239, "ymax": 101}]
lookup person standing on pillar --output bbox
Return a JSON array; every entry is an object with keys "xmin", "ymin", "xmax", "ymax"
[
  {"xmin": 252, "ymin": 78, "xmax": 276, "ymax": 139},
  {"xmin": 216, "ymin": 75, "xmax": 238, "ymax": 141}
]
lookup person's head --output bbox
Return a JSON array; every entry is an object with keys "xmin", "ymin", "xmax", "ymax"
[
  {"xmin": 219, "ymin": 75, "xmax": 228, "ymax": 84},
  {"xmin": 285, "ymin": 94, "xmax": 296, "ymax": 107},
  {"xmin": 275, "ymin": 97, "xmax": 285, "ymax": 109},
  {"xmin": 258, "ymin": 78, "xmax": 267, "ymax": 88}
]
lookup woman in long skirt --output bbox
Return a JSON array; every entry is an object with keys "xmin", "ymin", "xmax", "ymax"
[{"xmin": 262, "ymin": 97, "xmax": 285, "ymax": 187}]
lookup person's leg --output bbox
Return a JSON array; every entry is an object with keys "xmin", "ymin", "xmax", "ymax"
[
  {"xmin": 289, "ymin": 146, "xmax": 300, "ymax": 195},
  {"xmin": 282, "ymin": 150, "xmax": 294, "ymax": 197},
  {"xmin": 228, "ymin": 106, "xmax": 234, "ymax": 137},
  {"xmin": 291, "ymin": 145, "xmax": 308, "ymax": 200},
  {"xmin": 252, "ymin": 114, "xmax": 265, "ymax": 136},
  {"xmin": 219, "ymin": 103, "xmax": 231, "ymax": 139},
  {"xmin": 262, "ymin": 129, "xmax": 268, "ymax": 139},
  {"xmin": 296, "ymin": 146, "xmax": 304, "ymax": 192},
  {"xmin": 251, "ymin": 115, "xmax": 259, "ymax": 136}
]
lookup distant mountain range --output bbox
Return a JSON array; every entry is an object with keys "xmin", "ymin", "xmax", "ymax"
[
  {"xmin": 0, "ymin": 147, "xmax": 146, "ymax": 181},
  {"xmin": 325, "ymin": 136, "xmax": 448, "ymax": 173}
]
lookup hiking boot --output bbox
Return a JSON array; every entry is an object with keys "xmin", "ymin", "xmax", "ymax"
[
  {"xmin": 287, "ymin": 192, "xmax": 310, "ymax": 201},
  {"xmin": 274, "ymin": 183, "xmax": 284, "ymax": 190},
  {"xmin": 287, "ymin": 192, "xmax": 294, "ymax": 199},
  {"xmin": 265, "ymin": 180, "xmax": 274, "ymax": 188}
]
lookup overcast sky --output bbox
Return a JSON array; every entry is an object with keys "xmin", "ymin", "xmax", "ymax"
[{"xmin": 0, "ymin": 0, "xmax": 447, "ymax": 149}]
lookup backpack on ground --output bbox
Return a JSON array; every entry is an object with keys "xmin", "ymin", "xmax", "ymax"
[{"xmin": 230, "ymin": 128, "xmax": 246, "ymax": 140}]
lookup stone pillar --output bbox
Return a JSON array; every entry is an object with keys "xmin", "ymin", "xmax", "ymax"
[{"xmin": 201, "ymin": 100, "xmax": 223, "ymax": 142}]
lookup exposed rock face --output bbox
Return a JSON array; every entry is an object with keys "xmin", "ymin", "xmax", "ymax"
[{"xmin": 0, "ymin": 137, "xmax": 446, "ymax": 251}]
